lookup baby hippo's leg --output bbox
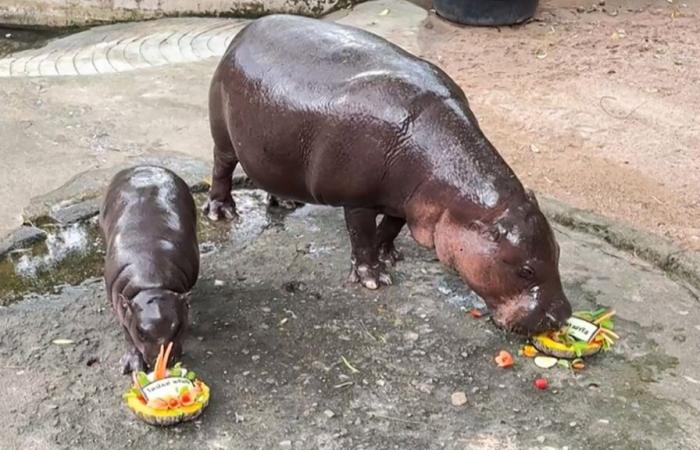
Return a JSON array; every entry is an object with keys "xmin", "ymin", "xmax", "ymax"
[
  {"xmin": 377, "ymin": 215, "xmax": 405, "ymax": 266},
  {"xmin": 120, "ymin": 331, "xmax": 145, "ymax": 374},
  {"xmin": 344, "ymin": 207, "xmax": 392, "ymax": 290},
  {"xmin": 204, "ymin": 144, "xmax": 238, "ymax": 221}
]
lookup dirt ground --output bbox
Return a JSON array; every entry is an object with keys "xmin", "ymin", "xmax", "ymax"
[{"xmin": 420, "ymin": 0, "xmax": 700, "ymax": 250}]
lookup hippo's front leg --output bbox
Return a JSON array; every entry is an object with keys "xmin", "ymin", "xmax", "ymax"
[{"xmin": 344, "ymin": 207, "xmax": 393, "ymax": 290}]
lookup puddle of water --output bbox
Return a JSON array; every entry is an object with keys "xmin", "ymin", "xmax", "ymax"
[{"xmin": 0, "ymin": 218, "xmax": 105, "ymax": 306}]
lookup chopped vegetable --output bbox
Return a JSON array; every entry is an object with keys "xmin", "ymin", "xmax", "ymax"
[
  {"xmin": 494, "ymin": 350, "xmax": 514, "ymax": 368},
  {"xmin": 519, "ymin": 345, "xmax": 538, "ymax": 358},
  {"xmin": 534, "ymin": 356, "xmax": 558, "ymax": 369},
  {"xmin": 534, "ymin": 378, "xmax": 548, "ymax": 390},
  {"xmin": 571, "ymin": 359, "xmax": 585, "ymax": 370},
  {"xmin": 469, "ymin": 309, "xmax": 483, "ymax": 318}
]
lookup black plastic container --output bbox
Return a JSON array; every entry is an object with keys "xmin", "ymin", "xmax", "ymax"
[{"xmin": 433, "ymin": 0, "xmax": 539, "ymax": 26}]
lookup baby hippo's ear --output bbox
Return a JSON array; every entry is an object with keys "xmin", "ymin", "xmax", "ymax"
[
  {"xmin": 469, "ymin": 220, "xmax": 500, "ymax": 242},
  {"xmin": 525, "ymin": 189, "xmax": 539, "ymax": 206},
  {"xmin": 118, "ymin": 293, "xmax": 132, "ymax": 313},
  {"xmin": 179, "ymin": 292, "xmax": 192, "ymax": 308}
]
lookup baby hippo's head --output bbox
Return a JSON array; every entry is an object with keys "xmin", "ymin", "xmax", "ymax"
[{"xmin": 119, "ymin": 289, "xmax": 190, "ymax": 370}]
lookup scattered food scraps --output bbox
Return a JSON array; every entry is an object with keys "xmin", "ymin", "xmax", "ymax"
[
  {"xmin": 495, "ymin": 350, "xmax": 514, "ymax": 368},
  {"xmin": 519, "ymin": 345, "xmax": 538, "ymax": 358},
  {"xmin": 571, "ymin": 359, "xmax": 585, "ymax": 370},
  {"xmin": 469, "ymin": 308, "xmax": 483, "ymax": 318},
  {"xmin": 534, "ymin": 378, "xmax": 549, "ymax": 390},
  {"xmin": 531, "ymin": 309, "xmax": 618, "ymax": 359},
  {"xmin": 534, "ymin": 356, "xmax": 558, "ymax": 369},
  {"xmin": 52, "ymin": 339, "xmax": 75, "ymax": 345}
]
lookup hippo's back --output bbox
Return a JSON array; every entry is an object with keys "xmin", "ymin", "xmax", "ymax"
[{"xmin": 217, "ymin": 15, "xmax": 460, "ymax": 116}]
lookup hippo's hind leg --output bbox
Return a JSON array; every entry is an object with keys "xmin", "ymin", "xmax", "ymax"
[
  {"xmin": 377, "ymin": 215, "xmax": 406, "ymax": 266},
  {"xmin": 344, "ymin": 207, "xmax": 393, "ymax": 290},
  {"xmin": 204, "ymin": 143, "xmax": 239, "ymax": 221},
  {"xmin": 267, "ymin": 194, "xmax": 304, "ymax": 210}
]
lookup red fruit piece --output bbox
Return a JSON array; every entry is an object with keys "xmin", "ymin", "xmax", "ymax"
[
  {"xmin": 469, "ymin": 309, "xmax": 483, "ymax": 318},
  {"xmin": 534, "ymin": 378, "xmax": 548, "ymax": 390}
]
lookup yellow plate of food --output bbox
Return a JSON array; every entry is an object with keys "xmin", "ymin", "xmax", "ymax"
[
  {"xmin": 532, "ymin": 309, "xmax": 618, "ymax": 359},
  {"xmin": 123, "ymin": 343, "xmax": 210, "ymax": 426}
]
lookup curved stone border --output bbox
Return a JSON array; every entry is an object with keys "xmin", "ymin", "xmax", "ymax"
[
  {"xmin": 540, "ymin": 195, "xmax": 700, "ymax": 292},
  {"xmin": 0, "ymin": 18, "xmax": 248, "ymax": 77}
]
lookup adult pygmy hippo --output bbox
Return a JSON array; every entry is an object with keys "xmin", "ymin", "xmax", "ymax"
[
  {"xmin": 204, "ymin": 15, "xmax": 571, "ymax": 335},
  {"xmin": 100, "ymin": 166, "xmax": 199, "ymax": 373}
]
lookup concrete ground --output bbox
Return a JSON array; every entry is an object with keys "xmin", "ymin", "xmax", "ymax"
[{"xmin": 1, "ymin": 0, "xmax": 699, "ymax": 449}]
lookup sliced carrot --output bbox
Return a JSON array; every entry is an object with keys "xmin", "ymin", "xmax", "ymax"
[
  {"xmin": 154, "ymin": 344, "xmax": 165, "ymax": 379},
  {"xmin": 494, "ymin": 350, "xmax": 514, "ymax": 368},
  {"xmin": 469, "ymin": 309, "xmax": 483, "ymax": 318},
  {"xmin": 593, "ymin": 310, "xmax": 616, "ymax": 325},
  {"xmin": 167, "ymin": 397, "xmax": 180, "ymax": 409},
  {"xmin": 162, "ymin": 341, "xmax": 174, "ymax": 375},
  {"xmin": 179, "ymin": 392, "xmax": 194, "ymax": 406},
  {"xmin": 148, "ymin": 398, "xmax": 168, "ymax": 409}
]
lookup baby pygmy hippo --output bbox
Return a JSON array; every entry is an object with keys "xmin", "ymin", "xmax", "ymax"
[{"xmin": 100, "ymin": 166, "xmax": 199, "ymax": 374}]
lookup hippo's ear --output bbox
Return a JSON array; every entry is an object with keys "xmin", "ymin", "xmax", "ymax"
[
  {"xmin": 525, "ymin": 189, "xmax": 539, "ymax": 206},
  {"xmin": 179, "ymin": 292, "xmax": 192, "ymax": 308},
  {"xmin": 118, "ymin": 293, "xmax": 132, "ymax": 313},
  {"xmin": 469, "ymin": 220, "xmax": 500, "ymax": 242}
]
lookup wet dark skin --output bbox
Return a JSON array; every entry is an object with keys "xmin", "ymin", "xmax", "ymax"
[
  {"xmin": 205, "ymin": 15, "xmax": 572, "ymax": 335},
  {"xmin": 100, "ymin": 166, "xmax": 199, "ymax": 373}
]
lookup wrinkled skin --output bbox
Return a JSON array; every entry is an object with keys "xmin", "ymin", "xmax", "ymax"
[
  {"xmin": 205, "ymin": 15, "xmax": 571, "ymax": 335},
  {"xmin": 100, "ymin": 166, "xmax": 199, "ymax": 373}
]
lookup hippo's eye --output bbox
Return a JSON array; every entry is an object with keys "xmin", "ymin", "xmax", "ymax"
[{"xmin": 518, "ymin": 265, "xmax": 535, "ymax": 280}]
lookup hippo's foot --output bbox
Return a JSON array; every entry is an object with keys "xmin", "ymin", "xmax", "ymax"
[
  {"xmin": 378, "ymin": 243, "xmax": 403, "ymax": 266},
  {"xmin": 268, "ymin": 194, "xmax": 304, "ymax": 210},
  {"xmin": 120, "ymin": 348, "xmax": 145, "ymax": 375},
  {"xmin": 203, "ymin": 197, "xmax": 238, "ymax": 221},
  {"xmin": 347, "ymin": 261, "xmax": 393, "ymax": 290}
]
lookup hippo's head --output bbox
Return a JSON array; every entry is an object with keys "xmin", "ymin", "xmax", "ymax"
[
  {"xmin": 434, "ymin": 191, "xmax": 571, "ymax": 335},
  {"xmin": 118, "ymin": 289, "xmax": 190, "ymax": 370}
]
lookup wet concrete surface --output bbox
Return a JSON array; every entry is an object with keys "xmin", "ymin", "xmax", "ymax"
[{"xmin": 1, "ymin": 188, "xmax": 699, "ymax": 450}]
